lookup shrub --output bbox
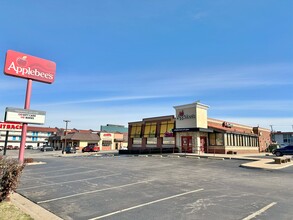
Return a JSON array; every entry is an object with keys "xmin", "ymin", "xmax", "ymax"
[
  {"xmin": 24, "ymin": 158, "xmax": 34, "ymax": 163},
  {"xmin": 0, "ymin": 158, "xmax": 26, "ymax": 202}
]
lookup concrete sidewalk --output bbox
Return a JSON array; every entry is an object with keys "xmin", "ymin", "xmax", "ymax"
[{"xmin": 175, "ymin": 152, "xmax": 293, "ymax": 170}]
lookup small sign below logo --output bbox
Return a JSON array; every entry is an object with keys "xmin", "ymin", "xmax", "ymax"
[{"xmin": 5, "ymin": 107, "xmax": 46, "ymax": 125}]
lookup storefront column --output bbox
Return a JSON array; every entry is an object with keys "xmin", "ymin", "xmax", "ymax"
[
  {"xmin": 194, "ymin": 132, "xmax": 201, "ymax": 154},
  {"xmin": 175, "ymin": 132, "xmax": 181, "ymax": 152}
]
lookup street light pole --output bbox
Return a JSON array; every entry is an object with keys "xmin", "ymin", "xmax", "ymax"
[{"xmin": 62, "ymin": 120, "xmax": 70, "ymax": 154}]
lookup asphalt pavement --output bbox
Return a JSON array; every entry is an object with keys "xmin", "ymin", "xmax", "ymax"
[{"xmin": 4, "ymin": 149, "xmax": 293, "ymax": 220}]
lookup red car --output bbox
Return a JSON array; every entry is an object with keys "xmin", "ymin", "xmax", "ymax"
[
  {"xmin": 82, "ymin": 145, "xmax": 100, "ymax": 153},
  {"xmin": 7, "ymin": 145, "xmax": 14, "ymax": 150}
]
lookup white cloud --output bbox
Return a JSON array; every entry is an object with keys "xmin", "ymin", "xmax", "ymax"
[
  {"xmin": 22, "ymin": 62, "xmax": 293, "ymax": 105},
  {"xmin": 32, "ymin": 95, "xmax": 180, "ymax": 107},
  {"xmin": 192, "ymin": 12, "xmax": 208, "ymax": 20}
]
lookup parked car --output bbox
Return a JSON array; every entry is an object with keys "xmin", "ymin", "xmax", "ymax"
[
  {"xmin": 7, "ymin": 145, "xmax": 14, "ymax": 150},
  {"xmin": 40, "ymin": 145, "xmax": 54, "ymax": 152},
  {"xmin": 65, "ymin": 146, "xmax": 76, "ymax": 154},
  {"xmin": 82, "ymin": 145, "xmax": 100, "ymax": 153},
  {"xmin": 272, "ymin": 145, "xmax": 293, "ymax": 157},
  {"xmin": 266, "ymin": 144, "xmax": 280, "ymax": 153},
  {"xmin": 26, "ymin": 145, "xmax": 33, "ymax": 149}
]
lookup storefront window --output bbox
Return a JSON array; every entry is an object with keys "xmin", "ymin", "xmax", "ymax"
[
  {"xmin": 225, "ymin": 133, "xmax": 259, "ymax": 147},
  {"xmin": 283, "ymin": 134, "xmax": 293, "ymax": 144},
  {"xmin": 163, "ymin": 137, "xmax": 175, "ymax": 145},
  {"xmin": 216, "ymin": 133, "xmax": 224, "ymax": 145},
  {"xmin": 234, "ymin": 134, "xmax": 238, "ymax": 146},
  {"xmin": 102, "ymin": 140, "xmax": 112, "ymax": 146},
  {"xmin": 144, "ymin": 123, "xmax": 157, "ymax": 138},
  {"xmin": 209, "ymin": 133, "xmax": 223, "ymax": 146},
  {"xmin": 147, "ymin": 138, "xmax": 157, "ymax": 145},
  {"xmin": 130, "ymin": 124, "xmax": 142, "ymax": 138},
  {"xmin": 160, "ymin": 121, "xmax": 174, "ymax": 137},
  {"xmin": 226, "ymin": 134, "xmax": 230, "ymax": 146},
  {"xmin": 133, "ymin": 138, "xmax": 142, "ymax": 144}
]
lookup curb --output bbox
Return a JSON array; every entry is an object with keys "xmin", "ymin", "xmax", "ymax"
[
  {"xmin": 10, "ymin": 193, "xmax": 62, "ymax": 220},
  {"xmin": 27, "ymin": 162, "xmax": 46, "ymax": 166},
  {"xmin": 207, "ymin": 157, "xmax": 225, "ymax": 160},
  {"xmin": 240, "ymin": 160, "xmax": 293, "ymax": 170},
  {"xmin": 185, "ymin": 156, "xmax": 200, "ymax": 159},
  {"xmin": 239, "ymin": 164, "xmax": 271, "ymax": 170}
]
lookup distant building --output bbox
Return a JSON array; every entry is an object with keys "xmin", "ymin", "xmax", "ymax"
[
  {"xmin": 62, "ymin": 131, "xmax": 101, "ymax": 150},
  {"xmin": 49, "ymin": 128, "xmax": 100, "ymax": 150},
  {"xmin": 100, "ymin": 124, "xmax": 128, "ymax": 133},
  {"xmin": 0, "ymin": 124, "xmax": 128, "ymax": 152},
  {"xmin": 0, "ymin": 126, "xmax": 57, "ymax": 148},
  {"xmin": 272, "ymin": 131, "xmax": 293, "ymax": 147},
  {"xmin": 100, "ymin": 124, "xmax": 128, "ymax": 150},
  {"xmin": 49, "ymin": 127, "xmax": 128, "ymax": 151}
]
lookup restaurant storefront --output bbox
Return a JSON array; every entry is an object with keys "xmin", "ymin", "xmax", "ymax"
[
  {"xmin": 128, "ymin": 115, "xmax": 176, "ymax": 151},
  {"xmin": 128, "ymin": 102, "xmax": 271, "ymax": 154},
  {"xmin": 173, "ymin": 102, "xmax": 213, "ymax": 154}
]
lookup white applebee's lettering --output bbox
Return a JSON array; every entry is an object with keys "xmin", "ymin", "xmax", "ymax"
[{"xmin": 8, "ymin": 62, "xmax": 53, "ymax": 79}]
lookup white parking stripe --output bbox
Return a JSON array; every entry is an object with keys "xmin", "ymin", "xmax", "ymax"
[
  {"xmin": 22, "ymin": 169, "xmax": 106, "ymax": 180},
  {"xmin": 24, "ymin": 167, "xmax": 91, "ymax": 175},
  {"xmin": 37, "ymin": 180, "xmax": 153, "ymax": 204},
  {"xmin": 18, "ymin": 174, "xmax": 120, "ymax": 190},
  {"xmin": 88, "ymin": 188, "xmax": 204, "ymax": 220},
  {"xmin": 242, "ymin": 202, "xmax": 277, "ymax": 220}
]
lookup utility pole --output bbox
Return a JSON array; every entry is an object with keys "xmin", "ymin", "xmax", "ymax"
[
  {"xmin": 270, "ymin": 125, "xmax": 275, "ymax": 142},
  {"xmin": 62, "ymin": 120, "xmax": 70, "ymax": 154}
]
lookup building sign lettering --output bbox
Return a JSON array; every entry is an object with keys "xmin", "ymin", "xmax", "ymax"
[
  {"xmin": 222, "ymin": 121, "xmax": 233, "ymax": 128},
  {"xmin": 0, "ymin": 122, "xmax": 22, "ymax": 131},
  {"xmin": 177, "ymin": 110, "xmax": 196, "ymax": 121}
]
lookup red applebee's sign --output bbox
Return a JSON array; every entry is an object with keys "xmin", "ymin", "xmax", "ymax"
[{"xmin": 4, "ymin": 50, "xmax": 56, "ymax": 84}]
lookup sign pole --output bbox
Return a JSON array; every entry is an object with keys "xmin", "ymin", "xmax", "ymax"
[
  {"xmin": 19, "ymin": 79, "xmax": 32, "ymax": 163},
  {"xmin": 3, "ymin": 131, "xmax": 9, "ymax": 156}
]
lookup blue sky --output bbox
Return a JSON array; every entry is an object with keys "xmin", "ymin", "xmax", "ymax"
[{"xmin": 0, "ymin": 0, "xmax": 292, "ymax": 131}]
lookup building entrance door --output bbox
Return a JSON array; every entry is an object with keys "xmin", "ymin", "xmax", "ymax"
[
  {"xmin": 181, "ymin": 136, "xmax": 192, "ymax": 153},
  {"xmin": 200, "ymin": 136, "xmax": 207, "ymax": 153}
]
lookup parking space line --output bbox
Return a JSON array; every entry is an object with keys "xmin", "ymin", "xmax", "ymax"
[
  {"xmin": 22, "ymin": 169, "xmax": 106, "ymax": 180},
  {"xmin": 37, "ymin": 180, "xmax": 154, "ymax": 204},
  {"xmin": 242, "ymin": 202, "xmax": 277, "ymax": 220},
  {"xmin": 88, "ymin": 188, "xmax": 204, "ymax": 220},
  {"xmin": 18, "ymin": 173, "xmax": 120, "ymax": 191},
  {"xmin": 24, "ymin": 167, "xmax": 91, "ymax": 175}
]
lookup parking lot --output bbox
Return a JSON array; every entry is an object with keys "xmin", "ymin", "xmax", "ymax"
[{"xmin": 15, "ymin": 153, "xmax": 293, "ymax": 220}]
